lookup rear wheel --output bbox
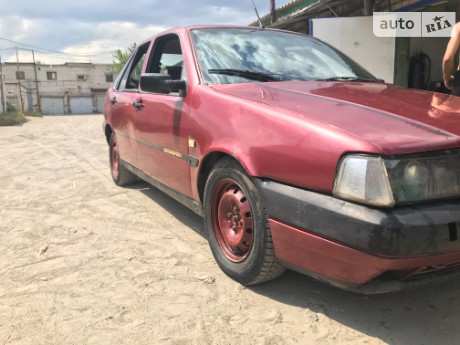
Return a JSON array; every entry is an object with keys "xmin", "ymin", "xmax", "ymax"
[
  {"xmin": 203, "ymin": 157, "xmax": 285, "ymax": 285},
  {"xmin": 109, "ymin": 133, "xmax": 137, "ymax": 186}
]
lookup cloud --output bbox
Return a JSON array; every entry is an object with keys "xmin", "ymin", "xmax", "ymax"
[
  {"xmin": 1, "ymin": 0, "xmax": 260, "ymax": 25},
  {"xmin": 0, "ymin": 0, "xmax": 293, "ymax": 64}
]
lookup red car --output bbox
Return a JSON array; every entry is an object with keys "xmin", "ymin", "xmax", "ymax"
[{"xmin": 103, "ymin": 26, "xmax": 460, "ymax": 293}]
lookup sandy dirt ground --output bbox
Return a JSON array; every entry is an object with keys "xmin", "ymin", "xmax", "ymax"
[{"xmin": 1, "ymin": 115, "xmax": 460, "ymax": 345}]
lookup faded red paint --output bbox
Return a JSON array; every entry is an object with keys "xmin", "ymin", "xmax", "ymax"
[
  {"xmin": 104, "ymin": 26, "xmax": 460, "ymax": 291},
  {"xmin": 269, "ymin": 219, "xmax": 460, "ymax": 286}
]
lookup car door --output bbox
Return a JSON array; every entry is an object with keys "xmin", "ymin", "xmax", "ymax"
[
  {"xmin": 108, "ymin": 42, "xmax": 151, "ymax": 167},
  {"xmin": 133, "ymin": 34, "xmax": 193, "ymax": 198}
]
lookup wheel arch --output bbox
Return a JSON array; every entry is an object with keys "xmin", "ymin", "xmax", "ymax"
[
  {"xmin": 197, "ymin": 151, "xmax": 254, "ymax": 204},
  {"xmin": 104, "ymin": 123, "xmax": 113, "ymax": 144}
]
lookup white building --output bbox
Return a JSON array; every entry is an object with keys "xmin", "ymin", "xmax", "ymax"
[{"xmin": 0, "ymin": 62, "xmax": 114, "ymax": 114}]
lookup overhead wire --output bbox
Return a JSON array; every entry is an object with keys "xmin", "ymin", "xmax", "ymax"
[{"xmin": 0, "ymin": 37, "xmax": 118, "ymax": 57}]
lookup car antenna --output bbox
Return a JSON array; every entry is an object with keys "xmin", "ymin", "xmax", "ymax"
[{"xmin": 251, "ymin": 0, "xmax": 265, "ymax": 29}]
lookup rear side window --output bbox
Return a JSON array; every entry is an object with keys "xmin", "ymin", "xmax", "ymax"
[{"xmin": 117, "ymin": 42, "xmax": 151, "ymax": 91}]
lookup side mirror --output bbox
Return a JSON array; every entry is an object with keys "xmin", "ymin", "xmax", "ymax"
[{"xmin": 140, "ymin": 73, "xmax": 186, "ymax": 95}]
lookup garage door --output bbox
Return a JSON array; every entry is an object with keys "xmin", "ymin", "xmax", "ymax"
[
  {"xmin": 41, "ymin": 97, "xmax": 64, "ymax": 115},
  {"xmin": 69, "ymin": 97, "xmax": 93, "ymax": 114},
  {"xmin": 96, "ymin": 95, "xmax": 105, "ymax": 113}
]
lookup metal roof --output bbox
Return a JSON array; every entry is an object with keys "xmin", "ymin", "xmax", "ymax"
[{"xmin": 249, "ymin": 0, "xmax": 458, "ymax": 28}]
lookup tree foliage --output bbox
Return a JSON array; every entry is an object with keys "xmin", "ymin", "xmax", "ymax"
[
  {"xmin": 110, "ymin": 43, "xmax": 136, "ymax": 75},
  {"xmin": 6, "ymin": 102, "xmax": 18, "ymax": 113}
]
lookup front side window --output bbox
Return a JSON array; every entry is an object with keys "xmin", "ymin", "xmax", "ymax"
[
  {"xmin": 147, "ymin": 34, "xmax": 185, "ymax": 81},
  {"xmin": 190, "ymin": 28, "xmax": 376, "ymax": 85},
  {"xmin": 145, "ymin": 34, "xmax": 186, "ymax": 95}
]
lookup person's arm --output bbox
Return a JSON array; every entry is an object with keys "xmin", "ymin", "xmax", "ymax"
[{"xmin": 443, "ymin": 23, "xmax": 460, "ymax": 90}]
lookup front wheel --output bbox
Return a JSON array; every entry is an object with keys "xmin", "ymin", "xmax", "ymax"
[
  {"xmin": 203, "ymin": 157, "xmax": 285, "ymax": 285},
  {"xmin": 109, "ymin": 133, "xmax": 137, "ymax": 186}
]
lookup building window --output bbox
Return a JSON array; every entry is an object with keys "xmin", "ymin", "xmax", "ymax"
[
  {"xmin": 77, "ymin": 74, "xmax": 87, "ymax": 81},
  {"xmin": 47, "ymin": 72, "xmax": 57, "ymax": 80},
  {"xmin": 16, "ymin": 71, "xmax": 25, "ymax": 80},
  {"xmin": 106, "ymin": 74, "xmax": 114, "ymax": 82}
]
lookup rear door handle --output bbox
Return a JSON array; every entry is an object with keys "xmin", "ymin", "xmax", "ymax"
[{"xmin": 132, "ymin": 100, "xmax": 144, "ymax": 110}]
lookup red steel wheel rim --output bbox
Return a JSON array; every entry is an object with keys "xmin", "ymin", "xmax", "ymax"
[
  {"xmin": 211, "ymin": 179, "xmax": 254, "ymax": 262},
  {"xmin": 111, "ymin": 140, "xmax": 120, "ymax": 179}
]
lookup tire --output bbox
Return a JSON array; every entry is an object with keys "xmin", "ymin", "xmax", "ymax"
[
  {"xmin": 109, "ymin": 133, "xmax": 137, "ymax": 186},
  {"xmin": 203, "ymin": 157, "xmax": 285, "ymax": 285}
]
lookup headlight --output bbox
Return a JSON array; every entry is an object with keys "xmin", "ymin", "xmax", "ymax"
[
  {"xmin": 334, "ymin": 151, "xmax": 460, "ymax": 207},
  {"xmin": 386, "ymin": 153, "xmax": 460, "ymax": 204}
]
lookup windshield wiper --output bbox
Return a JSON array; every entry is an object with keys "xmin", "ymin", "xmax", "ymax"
[
  {"xmin": 316, "ymin": 76, "xmax": 377, "ymax": 82},
  {"xmin": 208, "ymin": 69, "xmax": 278, "ymax": 82}
]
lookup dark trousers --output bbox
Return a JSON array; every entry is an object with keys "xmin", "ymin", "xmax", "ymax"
[{"xmin": 453, "ymin": 70, "xmax": 460, "ymax": 96}]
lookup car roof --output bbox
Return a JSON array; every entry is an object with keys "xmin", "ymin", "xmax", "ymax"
[{"xmin": 135, "ymin": 25, "xmax": 304, "ymax": 46}]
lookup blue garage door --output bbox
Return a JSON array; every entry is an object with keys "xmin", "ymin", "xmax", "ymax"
[
  {"xmin": 69, "ymin": 97, "xmax": 93, "ymax": 114},
  {"xmin": 41, "ymin": 97, "xmax": 64, "ymax": 115}
]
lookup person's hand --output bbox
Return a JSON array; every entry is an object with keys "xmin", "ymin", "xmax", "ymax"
[{"xmin": 444, "ymin": 74, "xmax": 455, "ymax": 90}]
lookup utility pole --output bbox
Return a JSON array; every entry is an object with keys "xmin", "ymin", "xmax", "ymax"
[
  {"xmin": 270, "ymin": 0, "xmax": 276, "ymax": 24},
  {"xmin": 0, "ymin": 55, "xmax": 5, "ymax": 113},
  {"xmin": 364, "ymin": 0, "xmax": 372, "ymax": 16},
  {"xmin": 16, "ymin": 48, "xmax": 24, "ymax": 112},
  {"xmin": 32, "ymin": 50, "xmax": 41, "ymax": 113}
]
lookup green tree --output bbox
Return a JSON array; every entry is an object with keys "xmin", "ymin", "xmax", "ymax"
[
  {"xmin": 6, "ymin": 102, "xmax": 18, "ymax": 113},
  {"xmin": 110, "ymin": 43, "xmax": 136, "ymax": 75}
]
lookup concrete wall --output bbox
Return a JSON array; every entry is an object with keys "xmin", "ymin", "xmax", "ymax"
[{"xmin": 311, "ymin": 16, "xmax": 396, "ymax": 83}]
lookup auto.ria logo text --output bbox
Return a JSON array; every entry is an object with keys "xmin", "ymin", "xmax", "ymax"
[{"xmin": 373, "ymin": 12, "xmax": 455, "ymax": 37}]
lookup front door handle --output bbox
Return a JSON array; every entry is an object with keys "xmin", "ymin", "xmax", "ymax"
[
  {"xmin": 109, "ymin": 96, "xmax": 116, "ymax": 105},
  {"xmin": 132, "ymin": 100, "xmax": 144, "ymax": 111}
]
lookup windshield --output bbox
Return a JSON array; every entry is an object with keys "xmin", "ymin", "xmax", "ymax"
[{"xmin": 190, "ymin": 28, "xmax": 377, "ymax": 85}]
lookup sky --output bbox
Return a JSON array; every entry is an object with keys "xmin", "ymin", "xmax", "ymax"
[{"xmin": 0, "ymin": 0, "xmax": 293, "ymax": 65}]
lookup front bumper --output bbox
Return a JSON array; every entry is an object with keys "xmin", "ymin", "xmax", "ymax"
[{"xmin": 256, "ymin": 179, "xmax": 460, "ymax": 293}]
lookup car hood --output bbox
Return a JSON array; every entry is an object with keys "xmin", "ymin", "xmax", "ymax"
[{"xmin": 212, "ymin": 81, "xmax": 460, "ymax": 155}]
